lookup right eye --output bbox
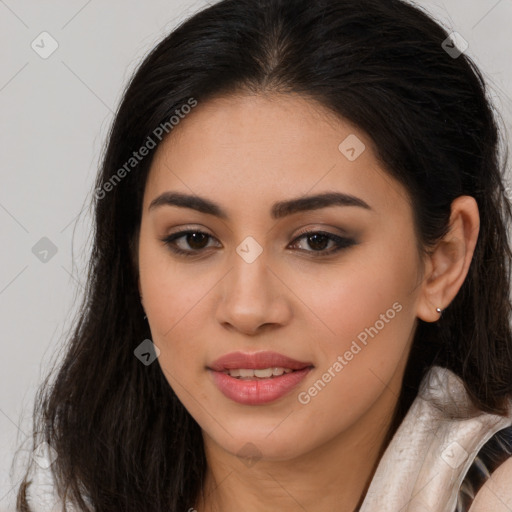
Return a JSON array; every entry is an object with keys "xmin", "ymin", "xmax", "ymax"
[{"xmin": 161, "ymin": 230, "xmax": 221, "ymax": 257}]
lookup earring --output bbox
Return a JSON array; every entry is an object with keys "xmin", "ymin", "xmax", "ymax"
[{"xmin": 436, "ymin": 307, "xmax": 442, "ymax": 314}]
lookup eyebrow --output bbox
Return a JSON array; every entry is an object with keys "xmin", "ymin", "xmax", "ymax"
[{"xmin": 148, "ymin": 191, "xmax": 372, "ymax": 219}]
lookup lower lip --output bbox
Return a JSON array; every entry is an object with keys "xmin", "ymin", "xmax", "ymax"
[{"xmin": 209, "ymin": 367, "xmax": 312, "ymax": 405}]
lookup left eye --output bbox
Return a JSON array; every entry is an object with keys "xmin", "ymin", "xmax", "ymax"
[
  {"xmin": 161, "ymin": 230, "xmax": 356, "ymax": 257},
  {"xmin": 290, "ymin": 231, "xmax": 355, "ymax": 254},
  {"xmin": 162, "ymin": 230, "xmax": 220, "ymax": 256}
]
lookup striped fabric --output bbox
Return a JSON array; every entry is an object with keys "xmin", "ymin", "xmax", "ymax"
[
  {"xmin": 353, "ymin": 425, "xmax": 512, "ymax": 512},
  {"xmin": 357, "ymin": 366, "xmax": 512, "ymax": 512},
  {"xmin": 455, "ymin": 424, "xmax": 512, "ymax": 511}
]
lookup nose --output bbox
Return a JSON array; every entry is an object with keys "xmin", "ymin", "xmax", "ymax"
[{"xmin": 215, "ymin": 250, "xmax": 292, "ymax": 336}]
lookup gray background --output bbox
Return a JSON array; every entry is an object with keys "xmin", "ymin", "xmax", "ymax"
[{"xmin": 1, "ymin": 0, "xmax": 511, "ymax": 510}]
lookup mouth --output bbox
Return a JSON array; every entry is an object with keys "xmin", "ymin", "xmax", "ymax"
[{"xmin": 207, "ymin": 351, "xmax": 314, "ymax": 405}]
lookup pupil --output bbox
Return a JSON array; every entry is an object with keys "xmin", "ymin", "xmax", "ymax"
[
  {"xmin": 187, "ymin": 233, "xmax": 208, "ymax": 249},
  {"xmin": 308, "ymin": 234, "xmax": 328, "ymax": 251}
]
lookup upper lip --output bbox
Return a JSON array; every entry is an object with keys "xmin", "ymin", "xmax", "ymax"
[{"xmin": 208, "ymin": 351, "xmax": 314, "ymax": 371}]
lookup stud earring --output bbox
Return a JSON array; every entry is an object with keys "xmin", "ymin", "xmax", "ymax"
[{"xmin": 436, "ymin": 307, "xmax": 442, "ymax": 314}]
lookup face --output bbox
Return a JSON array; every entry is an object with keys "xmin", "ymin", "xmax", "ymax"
[{"xmin": 137, "ymin": 92, "xmax": 425, "ymax": 462}]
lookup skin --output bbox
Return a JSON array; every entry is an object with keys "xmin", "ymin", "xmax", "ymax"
[{"xmin": 137, "ymin": 92, "xmax": 480, "ymax": 512}]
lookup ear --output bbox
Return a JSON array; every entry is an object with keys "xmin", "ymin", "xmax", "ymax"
[{"xmin": 416, "ymin": 195, "xmax": 480, "ymax": 322}]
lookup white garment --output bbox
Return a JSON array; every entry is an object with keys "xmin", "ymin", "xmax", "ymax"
[
  {"xmin": 24, "ymin": 366, "xmax": 512, "ymax": 512},
  {"xmin": 360, "ymin": 366, "xmax": 512, "ymax": 512},
  {"xmin": 23, "ymin": 448, "xmax": 79, "ymax": 512}
]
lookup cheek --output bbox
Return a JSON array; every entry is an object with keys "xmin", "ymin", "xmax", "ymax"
[
  {"xmin": 139, "ymin": 231, "xmax": 212, "ymax": 338},
  {"xmin": 289, "ymin": 253, "xmax": 417, "ymax": 438},
  {"xmin": 138, "ymin": 233, "xmax": 203, "ymax": 372},
  {"xmin": 293, "ymin": 233, "xmax": 419, "ymax": 377}
]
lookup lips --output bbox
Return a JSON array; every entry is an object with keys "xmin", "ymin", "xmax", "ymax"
[
  {"xmin": 207, "ymin": 351, "xmax": 314, "ymax": 405},
  {"xmin": 208, "ymin": 351, "xmax": 313, "ymax": 372}
]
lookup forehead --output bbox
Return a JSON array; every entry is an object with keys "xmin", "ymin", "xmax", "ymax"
[{"xmin": 143, "ymin": 92, "xmax": 412, "ymax": 219}]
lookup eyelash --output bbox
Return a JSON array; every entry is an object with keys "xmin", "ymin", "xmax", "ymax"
[{"xmin": 160, "ymin": 228, "xmax": 356, "ymax": 258}]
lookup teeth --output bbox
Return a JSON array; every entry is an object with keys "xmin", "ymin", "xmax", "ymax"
[
  {"xmin": 254, "ymin": 368, "xmax": 274, "ymax": 378},
  {"xmin": 225, "ymin": 367, "xmax": 295, "ymax": 379}
]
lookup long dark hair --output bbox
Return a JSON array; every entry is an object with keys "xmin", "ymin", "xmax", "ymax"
[{"xmin": 15, "ymin": 0, "xmax": 512, "ymax": 510}]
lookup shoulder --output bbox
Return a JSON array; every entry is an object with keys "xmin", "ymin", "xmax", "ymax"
[{"xmin": 469, "ymin": 456, "xmax": 512, "ymax": 511}]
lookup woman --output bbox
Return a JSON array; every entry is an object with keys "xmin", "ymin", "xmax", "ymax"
[{"xmin": 14, "ymin": 0, "xmax": 512, "ymax": 510}]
